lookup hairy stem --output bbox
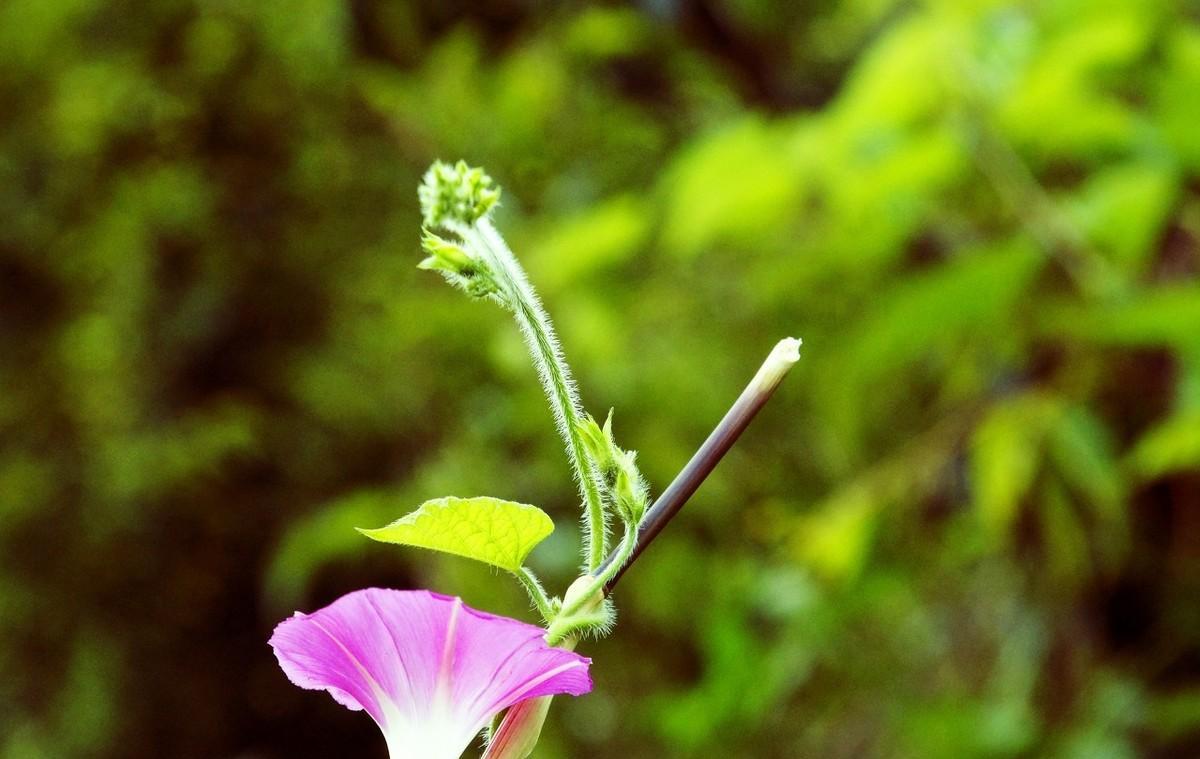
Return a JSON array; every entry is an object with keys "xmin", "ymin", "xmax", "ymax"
[
  {"xmin": 513, "ymin": 567, "xmax": 556, "ymax": 624},
  {"xmin": 545, "ymin": 519, "xmax": 637, "ymax": 645},
  {"xmin": 465, "ymin": 218, "xmax": 609, "ymax": 570}
]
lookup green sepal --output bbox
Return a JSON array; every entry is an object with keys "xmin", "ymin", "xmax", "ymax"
[
  {"xmin": 577, "ymin": 410, "xmax": 647, "ymax": 525},
  {"xmin": 418, "ymin": 230, "xmax": 475, "ymax": 274},
  {"xmin": 613, "ymin": 451, "xmax": 647, "ymax": 525},
  {"xmin": 418, "ymin": 229, "xmax": 502, "ymax": 300},
  {"xmin": 358, "ymin": 496, "xmax": 554, "ymax": 572},
  {"xmin": 576, "ymin": 410, "xmax": 614, "ymax": 473}
]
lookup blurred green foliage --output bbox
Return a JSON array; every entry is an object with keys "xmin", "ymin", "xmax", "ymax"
[{"xmin": 3, "ymin": 0, "xmax": 1200, "ymax": 757}]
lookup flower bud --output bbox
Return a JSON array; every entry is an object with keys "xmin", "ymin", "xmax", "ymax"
[
  {"xmin": 612, "ymin": 450, "xmax": 647, "ymax": 525},
  {"xmin": 575, "ymin": 412, "xmax": 614, "ymax": 475},
  {"xmin": 418, "ymin": 230, "xmax": 474, "ymax": 274},
  {"xmin": 419, "ymin": 160, "xmax": 501, "ymax": 229},
  {"xmin": 418, "ymin": 229, "xmax": 501, "ymax": 299},
  {"xmin": 562, "ymin": 574, "xmax": 605, "ymax": 616}
]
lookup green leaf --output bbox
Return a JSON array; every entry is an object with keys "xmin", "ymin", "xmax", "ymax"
[
  {"xmin": 1048, "ymin": 405, "xmax": 1125, "ymax": 529},
  {"xmin": 1065, "ymin": 162, "xmax": 1178, "ymax": 275},
  {"xmin": 527, "ymin": 194, "xmax": 649, "ymax": 289},
  {"xmin": 358, "ymin": 496, "xmax": 554, "ymax": 572},
  {"xmin": 792, "ymin": 484, "xmax": 878, "ymax": 583},
  {"xmin": 1126, "ymin": 410, "xmax": 1200, "ymax": 482},
  {"xmin": 970, "ymin": 394, "xmax": 1057, "ymax": 539},
  {"xmin": 1038, "ymin": 285, "xmax": 1200, "ymax": 351},
  {"xmin": 661, "ymin": 117, "xmax": 802, "ymax": 257}
]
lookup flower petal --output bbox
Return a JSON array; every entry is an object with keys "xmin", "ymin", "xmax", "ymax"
[
  {"xmin": 270, "ymin": 588, "xmax": 592, "ymax": 757},
  {"xmin": 447, "ymin": 601, "xmax": 592, "ymax": 729},
  {"xmin": 270, "ymin": 608, "xmax": 386, "ymax": 721}
]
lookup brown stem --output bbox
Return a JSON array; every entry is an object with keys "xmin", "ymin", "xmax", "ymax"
[{"xmin": 596, "ymin": 338, "xmax": 801, "ymax": 593}]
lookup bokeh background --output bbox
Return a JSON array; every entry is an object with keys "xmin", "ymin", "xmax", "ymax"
[{"xmin": 4, "ymin": 0, "xmax": 1200, "ymax": 756}]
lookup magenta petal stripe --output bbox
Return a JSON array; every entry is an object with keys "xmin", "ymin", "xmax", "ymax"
[{"xmin": 270, "ymin": 588, "xmax": 592, "ymax": 759}]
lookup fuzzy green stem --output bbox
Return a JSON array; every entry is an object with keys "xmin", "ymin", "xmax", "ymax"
[
  {"xmin": 545, "ymin": 519, "xmax": 637, "ymax": 645},
  {"xmin": 513, "ymin": 567, "xmax": 555, "ymax": 624},
  {"xmin": 464, "ymin": 219, "xmax": 609, "ymax": 570},
  {"xmin": 543, "ymin": 608, "xmax": 612, "ymax": 642}
]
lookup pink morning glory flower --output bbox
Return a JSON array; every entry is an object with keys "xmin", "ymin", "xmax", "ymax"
[{"xmin": 270, "ymin": 588, "xmax": 592, "ymax": 759}]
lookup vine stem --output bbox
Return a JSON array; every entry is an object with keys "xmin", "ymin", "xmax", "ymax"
[
  {"xmin": 513, "ymin": 567, "xmax": 555, "ymax": 624},
  {"xmin": 486, "ymin": 337, "xmax": 800, "ymax": 759},
  {"xmin": 464, "ymin": 219, "xmax": 609, "ymax": 571},
  {"xmin": 597, "ymin": 337, "xmax": 802, "ymax": 592},
  {"xmin": 545, "ymin": 519, "xmax": 637, "ymax": 645}
]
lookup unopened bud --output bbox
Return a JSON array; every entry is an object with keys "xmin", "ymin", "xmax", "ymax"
[
  {"xmin": 613, "ymin": 451, "xmax": 647, "ymax": 525},
  {"xmin": 576, "ymin": 412, "xmax": 614, "ymax": 474},
  {"xmin": 418, "ymin": 229, "xmax": 500, "ymax": 299},
  {"xmin": 418, "ymin": 230, "xmax": 474, "ymax": 273},
  {"xmin": 419, "ymin": 160, "xmax": 501, "ymax": 229}
]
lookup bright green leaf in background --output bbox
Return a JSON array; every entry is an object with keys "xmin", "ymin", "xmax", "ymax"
[
  {"xmin": 358, "ymin": 496, "xmax": 554, "ymax": 572},
  {"xmin": 1127, "ymin": 410, "xmax": 1200, "ymax": 482},
  {"xmin": 971, "ymin": 394, "xmax": 1057, "ymax": 540}
]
